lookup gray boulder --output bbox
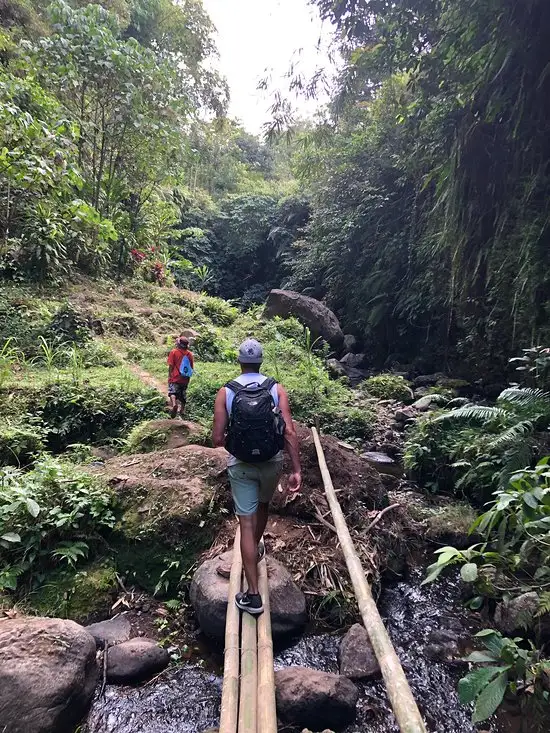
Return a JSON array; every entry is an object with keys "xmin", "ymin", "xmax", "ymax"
[
  {"xmin": 412, "ymin": 395, "xmax": 438, "ymax": 412},
  {"xmin": 361, "ymin": 451, "xmax": 403, "ymax": 478},
  {"xmin": 339, "ymin": 624, "xmax": 381, "ymax": 680},
  {"xmin": 494, "ymin": 592, "xmax": 540, "ymax": 636},
  {"xmin": 85, "ymin": 614, "xmax": 131, "ymax": 649},
  {"xmin": 275, "ymin": 667, "xmax": 359, "ymax": 731},
  {"xmin": 106, "ymin": 638, "xmax": 170, "ymax": 683},
  {"xmin": 0, "ymin": 617, "xmax": 97, "ymax": 733},
  {"xmin": 265, "ymin": 290, "xmax": 345, "ymax": 348},
  {"xmin": 327, "ymin": 358, "xmax": 347, "ymax": 379},
  {"xmin": 340, "ymin": 352, "xmax": 366, "ymax": 369},
  {"xmin": 190, "ymin": 552, "xmax": 307, "ymax": 641},
  {"xmin": 343, "ymin": 334, "xmax": 358, "ymax": 353}
]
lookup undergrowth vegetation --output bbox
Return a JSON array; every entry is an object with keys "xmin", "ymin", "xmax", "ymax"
[
  {"xmin": 0, "ymin": 456, "xmax": 115, "ymax": 592},
  {"xmin": 414, "ymin": 353, "xmax": 550, "ymax": 724}
]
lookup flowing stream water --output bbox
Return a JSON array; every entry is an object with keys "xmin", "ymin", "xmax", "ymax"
[{"xmin": 85, "ymin": 568, "xmax": 478, "ymax": 733}]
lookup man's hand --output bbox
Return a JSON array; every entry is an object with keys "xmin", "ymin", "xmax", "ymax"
[{"xmin": 287, "ymin": 471, "xmax": 302, "ymax": 493}]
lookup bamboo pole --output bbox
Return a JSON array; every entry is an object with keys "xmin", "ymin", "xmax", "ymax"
[
  {"xmin": 238, "ymin": 579, "xmax": 258, "ymax": 733},
  {"xmin": 311, "ymin": 428, "xmax": 427, "ymax": 733},
  {"xmin": 219, "ymin": 526, "xmax": 243, "ymax": 733},
  {"xmin": 257, "ymin": 555, "xmax": 277, "ymax": 733}
]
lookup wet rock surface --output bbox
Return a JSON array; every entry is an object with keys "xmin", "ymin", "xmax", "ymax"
[
  {"xmin": 339, "ymin": 624, "xmax": 381, "ymax": 680},
  {"xmin": 361, "ymin": 451, "xmax": 403, "ymax": 477},
  {"xmin": 106, "ymin": 638, "xmax": 170, "ymax": 684},
  {"xmin": 275, "ymin": 667, "xmax": 359, "ymax": 731},
  {"xmin": 190, "ymin": 552, "xmax": 307, "ymax": 642},
  {"xmin": 0, "ymin": 617, "xmax": 98, "ymax": 733},
  {"xmin": 86, "ymin": 570, "xmax": 477, "ymax": 733}
]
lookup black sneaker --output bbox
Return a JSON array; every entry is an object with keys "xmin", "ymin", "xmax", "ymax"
[{"xmin": 235, "ymin": 591, "xmax": 264, "ymax": 615}]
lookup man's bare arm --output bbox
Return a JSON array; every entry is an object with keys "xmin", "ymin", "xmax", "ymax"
[
  {"xmin": 277, "ymin": 385, "xmax": 302, "ymax": 492},
  {"xmin": 212, "ymin": 388, "xmax": 228, "ymax": 448}
]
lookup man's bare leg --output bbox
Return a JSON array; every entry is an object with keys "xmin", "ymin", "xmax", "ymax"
[
  {"xmin": 255, "ymin": 501, "xmax": 269, "ymax": 546},
  {"xmin": 169, "ymin": 393, "xmax": 178, "ymax": 417},
  {"xmin": 239, "ymin": 513, "xmax": 259, "ymax": 595}
]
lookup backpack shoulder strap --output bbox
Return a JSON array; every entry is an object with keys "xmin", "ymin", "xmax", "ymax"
[
  {"xmin": 225, "ymin": 380, "xmax": 244, "ymax": 394},
  {"xmin": 262, "ymin": 377, "xmax": 277, "ymax": 392}
]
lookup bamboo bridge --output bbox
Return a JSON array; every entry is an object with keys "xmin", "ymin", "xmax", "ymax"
[{"xmin": 218, "ymin": 428, "xmax": 427, "ymax": 733}]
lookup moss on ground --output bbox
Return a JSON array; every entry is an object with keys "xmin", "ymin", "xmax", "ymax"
[{"xmin": 28, "ymin": 560, "xmax": 118, "ymax": 623}]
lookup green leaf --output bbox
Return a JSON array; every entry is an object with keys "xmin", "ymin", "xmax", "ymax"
[
  {"xmin": 0, "ymin": 532, "xmax": 21, "ymax": 543},
  {"xmin": 458, "ymin": 666, "xmax": 508, "ymax": 705},
  {"xmin": 472, "ymin": 671, "xmax": 508, "ymax": 723},
  {"xmin": 461, "ymin": 563, "xmax": 478, "ymax": 582},
  {"xmin": 464, "ymin": 651, "xmax": 498, "ymax": 663},
  {"xmin": 26, "ymin": 498, "xmax": 40, "ymax": 517}
]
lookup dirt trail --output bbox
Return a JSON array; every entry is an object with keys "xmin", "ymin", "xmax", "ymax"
[{"xmin": 114, "ymin": 350, "xmax": 168, "ymax": 401}]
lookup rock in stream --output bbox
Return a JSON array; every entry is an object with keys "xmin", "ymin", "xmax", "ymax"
[{"xmin": 85, "ymin": 568, "xmax": 476, "ymax": 733}]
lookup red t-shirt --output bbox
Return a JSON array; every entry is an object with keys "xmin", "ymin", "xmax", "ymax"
[{"xmin": 167, "ymin": 348, "xmax": 194, "ymax": 384}]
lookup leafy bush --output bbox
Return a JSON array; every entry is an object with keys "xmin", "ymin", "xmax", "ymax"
[
  {"xmin": 192, "ymin": 327, "xmax": 225, "ymax": 362},
  {"xmin": 459, "ymin": 630, "xmax": 548, "ymax": 724},
  {"xmin": 44, "ymin": 304, "xmax": 91, "ymax": 346},
  {"xmin": 0, "ymin": 457, "xmax": 115, "ymax": 591},
  {"xmin": 363, "ymin": 373, "xmax": 412, "ymax": 401},
  {"xmin": 318, "ymin": 406, "xmax": 375, "ymax": 442},
  {"xmin": 424, "ymin": 459, "xmax": 550, "ymax": 593},
  {"xmin": 37, "ymin": 383, "xmax": 166, "ymax": 450},
  {"xmin": 0, "ymin": 419, "xmax": 45, "ymax": 466},
  {"xmin": 197, "ymin": 295, "xmax": 238, "ymax": 326},
  {"xmin": 82, "ymin": 340, "xmax": 119, "ymax": 367}
]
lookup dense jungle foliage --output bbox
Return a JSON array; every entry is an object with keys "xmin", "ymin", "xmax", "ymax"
[
  {"xmin": 3, "ymin": 0, "xmax": 550, "ymax": 379},
  {"xmin": 2, "ymin": 1, "xmax": 550, "ymax": 725}
]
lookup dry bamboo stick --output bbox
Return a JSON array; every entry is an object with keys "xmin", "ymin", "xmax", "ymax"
[
  {"xmin": 219, "ymin": 526, "xmax": 242, "ymax": 733},
  {"xmin": 238, "ymin": 578, "xmax": 258, "ymax": 733},
  {"xmin": 257, "ymin": 555, "xmax": 277, "ymax": 733},
  {"xmin": 312, "ymin": 428, "xmax": 427, "ymax": 733}
]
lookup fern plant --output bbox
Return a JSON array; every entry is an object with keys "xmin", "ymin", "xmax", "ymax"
[{"xmin": 434, "ymin": 387, "xmax": 550, "ymax": 487}]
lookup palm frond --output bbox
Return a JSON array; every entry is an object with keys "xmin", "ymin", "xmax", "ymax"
[
  {"xmin": 434, "ymin": 405, "xmax": 508, "ymax": 424},
  {"xmin": 488, "ymin": 420, "xmax": 534, "ymax": 451},
  {"xmin": 498, "ymin": 387, "xmax": 550, "ymax": 409}
]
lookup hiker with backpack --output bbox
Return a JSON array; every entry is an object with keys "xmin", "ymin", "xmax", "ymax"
[
  {"xmin": 212, "ymin": 338, "xmax": 302, "ymax": 615},
  {"xmin": 167, "ymin": 335, "xmax": 194, "ymax": 418}
]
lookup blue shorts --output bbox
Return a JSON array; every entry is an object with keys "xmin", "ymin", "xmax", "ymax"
[{"xmin": 228, "ymin": 461, "xmax": 283, "ymax": 516}]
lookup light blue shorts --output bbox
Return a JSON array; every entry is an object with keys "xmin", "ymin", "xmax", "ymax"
[{"xmin": 228, "ymin": 461, "xmax": 283, "ymax": 516}]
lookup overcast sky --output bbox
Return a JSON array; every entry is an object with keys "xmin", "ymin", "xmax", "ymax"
[{"xmin": 202, "ymin": 0, "xmax": 335, "ymax": 134}]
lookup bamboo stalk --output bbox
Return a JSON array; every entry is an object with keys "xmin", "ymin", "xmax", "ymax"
[
  {"xmin": 257, "ymin": 555, "xmax": 277, "ymax": 733},
  {"xmin": 238, "ymin": 578, "xmax": 258, "ymax": 733},
  {"xmin": 219, "ymin": 526, "xmax": 242, "ymax": 733},
  {"xmin": 311, "ymin": 428, "xmax": 427, "ymax": 733}
]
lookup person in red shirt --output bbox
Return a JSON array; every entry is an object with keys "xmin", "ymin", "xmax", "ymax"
[{"xmin": 167, "ymin": 335, "xmax": 194, "ymax": 418}]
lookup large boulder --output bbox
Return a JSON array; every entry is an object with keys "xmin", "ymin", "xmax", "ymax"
[
  {"xmin": 275, "ymin": 667, "xmax": 359, "ymax": 731},
  {"xmin": 265, "ymin": 290, "xmax": 345, "ymax": 349},
  {"xmin": 95, "ymin": 444, "xmax": 229, "ymax": 545},
  {"xmin": 190, "ymin": 553, "xmax": 307, "ymax": 642},
  {"xmin": 106, "ymin": 638, "xmax": 170, "ymax": 684},
  {"xmin": 0, "ymin": 617, "xmax": 98, "ymax": 733},
  {"xmin": 339, "ymin": 624, "xmax": 380, "ymax": 680}
]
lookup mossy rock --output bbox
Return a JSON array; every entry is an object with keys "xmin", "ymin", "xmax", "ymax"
[
  {"xmin": 28, "ymin": 560, "xmax": 118, "ymax": 623},
  {"xmin": 124, "ymin": 419, "xmax": 205, "ymax": 454}
]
